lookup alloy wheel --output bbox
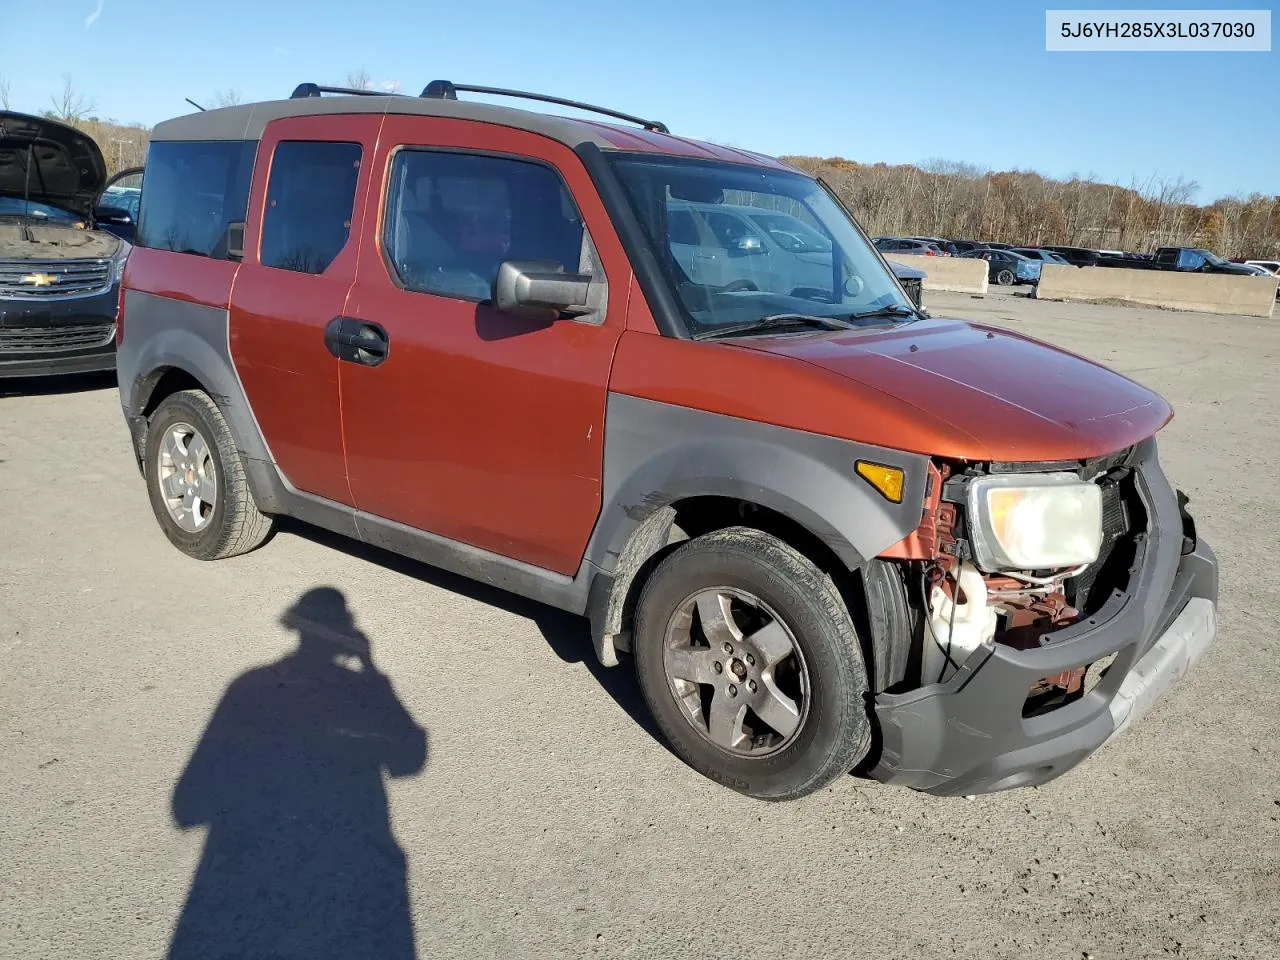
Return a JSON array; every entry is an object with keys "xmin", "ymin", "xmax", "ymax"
[
  {"xmin": 661, "ymin": 587, "xmax": 811, "ymax": 757},
  {"xmin": 156, "ymin": 421, "xmax": 217, "ymax": 533}
]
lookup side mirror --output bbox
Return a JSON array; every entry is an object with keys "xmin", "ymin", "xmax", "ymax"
[
  {"xmin": 95, "ymin": 205, "xmax": 133, "ymax": 225},
  {"xmin": 494, "ymin": 260, "xmax": 593, "ymax": 318}
]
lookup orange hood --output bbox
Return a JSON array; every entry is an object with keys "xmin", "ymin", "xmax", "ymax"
[{"xmin": 730, "ymin": 317, "xmax": 1172, "ymax": 462}]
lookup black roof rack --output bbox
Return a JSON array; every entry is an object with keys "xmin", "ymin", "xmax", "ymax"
[
  {"xmin": 419, "ymin": 80, "xmax": 669, "ymax": 134},
  {"xmin": 290, "ymin": 82, "xmax": 404, "ymax": 99}
]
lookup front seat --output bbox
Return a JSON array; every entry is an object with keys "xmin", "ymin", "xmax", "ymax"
[{"xmin": 393, "ymin": 177, "xmax": 488, "ymax": 300}]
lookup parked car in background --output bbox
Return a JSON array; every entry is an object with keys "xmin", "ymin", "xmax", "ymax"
[
  {"xmin": 1244, "ymin": 259, "xmax": 1280, "ymax": 275},
  {"xmin": 1012, "ymin": 247, "xmax": 1071, "ymax": 265},
  {"xmin": 873, "ymin": 236, "xmax": 949, "ymax": 256},
  {"xmin": 908, "ymin": 236, "xmax": 958, "ymax": 255},
  {"xmin": 0, "ymin": 110, "xmax": 136, "ymax": 378},
  {"xmin": 1153, "ymin": 247, "xmax": 1260, "ymax": 276},
  {"xmin": 948, "ymin": 239, "xmax": 1000, "ymax": 253},
  {"xmin": 667, "ymin": 201, "xmax": 833, "ymax": 295},
  {"xmin": 963, "ymin": 247, "xmax": 1042, "ymax": 285},
  {"xmin": 1036, "ymin": 245, "xmax": 1101, "ymax": 267},
  {"xmin": 97, "ymin": 175, "xmax": 144, "ymax": 243},
  {"xmin": 979, "ymin": 241, "xmax": 1016, "ymax": 250},
  {"xmin": 664, "ymin": 202, "xmax": 927, "ymax": 309}
]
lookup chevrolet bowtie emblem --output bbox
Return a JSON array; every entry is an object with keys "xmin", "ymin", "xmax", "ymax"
[{"xmin": 18, "ymin": 273, "xmax": 58, "ymax": 287}]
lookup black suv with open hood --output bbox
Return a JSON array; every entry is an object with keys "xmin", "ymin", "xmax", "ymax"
[{"xmin": 0, "ymin": 111, "xmax": 139, "ymax": 378}]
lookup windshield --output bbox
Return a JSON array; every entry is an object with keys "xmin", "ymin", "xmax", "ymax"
[
  {"xmin": 1200, "ymin": 249, "xmax": 1228, "ymax": 266},
  {"xmin": 609, "ymin": 155, "xmax": 916, "ymax": 337},
  {"xmin": 0, "ymin": 196, "xmax": 83, "ymax": 222}
]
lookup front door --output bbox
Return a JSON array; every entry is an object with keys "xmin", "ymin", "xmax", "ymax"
[
  {"xmin": 339, "ymin": 117, "xmax": 629, "ymax": 575},
  {"xmin": 228, "ymin": 115, "xmax": 381, "ymax": 504}
]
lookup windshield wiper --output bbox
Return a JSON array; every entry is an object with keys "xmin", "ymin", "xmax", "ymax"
[
  {"xmin": 847, "ymin": 304, "xmax": 926, "ymax": 322},
  {"xmin": 695, "ymin": 313, "xmax": 856, "ymax": 341}
]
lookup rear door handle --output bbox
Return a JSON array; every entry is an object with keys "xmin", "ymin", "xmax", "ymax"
[{"xmin": 324, "ymin": 316, "xmax": 389, "ymax": 367}]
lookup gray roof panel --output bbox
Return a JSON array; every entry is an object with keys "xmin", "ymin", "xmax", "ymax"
[{"xmin": 150, "ymin": 95, "xmax": 625, "ymax": 148}]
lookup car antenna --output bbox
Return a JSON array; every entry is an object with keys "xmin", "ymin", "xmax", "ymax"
[{"xmin": 184, "ymin": 97, "xmax": 206, "ymax": 112}]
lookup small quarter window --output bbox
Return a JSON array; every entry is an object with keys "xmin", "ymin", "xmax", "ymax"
[{"xmin": 260, "ymin": 141, "xmax": 362, "ymax": 275}]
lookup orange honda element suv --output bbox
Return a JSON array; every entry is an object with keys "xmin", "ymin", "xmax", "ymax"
[{"xmin": 116, "ymin": 81, "xmax": 1218, "ymax": 800}]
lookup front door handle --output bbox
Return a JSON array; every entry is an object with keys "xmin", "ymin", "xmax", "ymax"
[{"xmin": 324, "ymin": 316, "xmax": 389, "ymax": 367}]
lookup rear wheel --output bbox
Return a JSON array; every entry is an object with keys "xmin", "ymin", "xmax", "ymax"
[
  {"xmin": 143, "ymin": 389, "xmax": 273, "ymax": 560},
  {"xmin": 633, "ymin": 527, "xmax": 871, "ymax": 800},
  {"xmin": 996, "ymin": 268, "xmax": 1015, "ymax": 286}
]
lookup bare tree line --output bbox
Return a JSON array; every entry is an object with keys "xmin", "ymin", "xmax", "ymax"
[
  {"xmin": 48, "ymin": 73, "xmax": 97, "ymax": 123},
  {"xmin": 785, "ymin": 155, "xmax": 1279, "ymax": 259}
]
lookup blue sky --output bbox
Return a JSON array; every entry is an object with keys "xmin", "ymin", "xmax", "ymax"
[{"xmin": 0, "ymin": 0, "xmax": 1273, "ymax": 202}]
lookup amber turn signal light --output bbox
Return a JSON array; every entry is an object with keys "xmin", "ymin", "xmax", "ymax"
[{"xmin": 855, "ymin": 460, "xmax": 905, "ymax": 503}]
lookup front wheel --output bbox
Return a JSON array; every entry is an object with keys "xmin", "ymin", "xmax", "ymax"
[{"xmin": 633, "ymin": 527, "xmax": 871, "ymax": 801}]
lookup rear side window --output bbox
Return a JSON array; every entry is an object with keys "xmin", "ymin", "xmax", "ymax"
[
  {"xmin": 136, "ymin": 140, "xmax": 255, "ymax": 258},
  {"xmin": 383, "ymin": 150, "xmax": 587, "ymax": 302},
  {"xmin": 1176, "ymin": 249, "xmax": 1206, "ymax": 270},
  {"xmin": 260, "ymin": 141, "xmax": 362, "ymax": 275}
]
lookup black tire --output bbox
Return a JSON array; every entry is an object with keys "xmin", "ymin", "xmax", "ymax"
[
  {"xmin": 996, "ymin": 268, "xmax": 1015, "ymax": 286},
  {"xmin": 144, "ymin": 389, "xmax": 273, "ymax": 561},
  {"xmin": 633, "ymin": 527, "xmax": 871, "ymax": 801}
]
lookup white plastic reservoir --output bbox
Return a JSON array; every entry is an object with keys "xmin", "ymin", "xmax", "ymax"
[{"xmin": 923, "ymin": 560, "xmax": 998, "ymax": 684}]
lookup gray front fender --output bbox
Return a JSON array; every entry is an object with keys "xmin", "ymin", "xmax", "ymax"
[
  {"xmin": 588, "ymin": 393, "xmax": 930, "ymax": 573},
  {"xmin": 582, "ymin": 393, "xmax": 931, "ymax": 665}
]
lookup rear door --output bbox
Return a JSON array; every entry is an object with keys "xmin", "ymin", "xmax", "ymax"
[
  {"xmin": 338, "ymin": 116, "xmax": 630, "ymax": 575},
  {"xmin": 228, "ymin": 115, "xmax": 381, "ymax": 504}
]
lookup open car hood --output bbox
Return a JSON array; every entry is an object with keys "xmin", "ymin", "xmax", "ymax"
[{"xmin": 0, "ymin": 111, "xmax": 107, "ymax": 220}]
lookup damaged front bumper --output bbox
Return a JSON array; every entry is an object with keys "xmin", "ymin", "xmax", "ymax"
[{"xmin": 870, "ymin": 439, "xmax": 1218, "ymax": 796}]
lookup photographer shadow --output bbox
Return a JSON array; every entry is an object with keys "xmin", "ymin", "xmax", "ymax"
[{"xmin": 167, "ymin": 587, "xmax": 427, "ymax": 960}]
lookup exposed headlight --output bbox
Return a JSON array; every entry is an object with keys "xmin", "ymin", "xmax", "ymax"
[{"xmin": 966, "ymin": 472, "xmax": 1102, "ymax": 571}]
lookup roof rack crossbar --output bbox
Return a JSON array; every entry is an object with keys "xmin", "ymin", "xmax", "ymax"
[
  {"xmin": 419, "ymin": 80, "xmax": 669, "ymax": 134},
  {"xmin": 290, "ymin": 83, "xmax": 404, "ymax": 100}
]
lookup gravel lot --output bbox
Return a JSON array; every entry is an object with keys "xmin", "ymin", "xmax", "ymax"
[{"xmin": 2, "ymin": 290, "xmax": 1278, "ymax": 960}]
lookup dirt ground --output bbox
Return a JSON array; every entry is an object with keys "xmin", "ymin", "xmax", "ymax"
[{"xmin": 1, "ymin": 290, "xmax": 1277, "ymax": 959}]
